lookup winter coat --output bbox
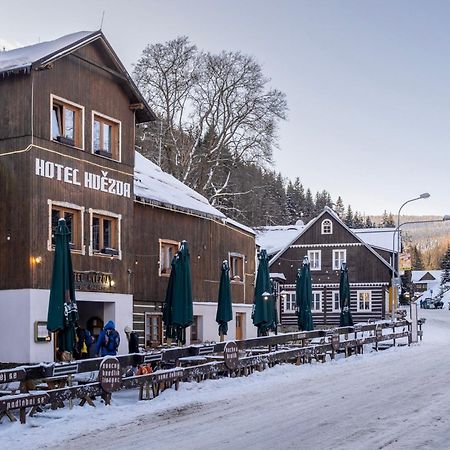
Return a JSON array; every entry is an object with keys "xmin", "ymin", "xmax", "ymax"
[
  {"xmin": 95, "ymin": 320, "xmax": 120, "ymax": 357},
  {"xmin": 128, "ymin": 331, "xmax": 139, "ymax": 354}
]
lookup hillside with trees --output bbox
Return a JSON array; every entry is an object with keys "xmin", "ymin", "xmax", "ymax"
[{"xmin": 132, "ymin": 36, "xmax": 450, "ymax": 264}]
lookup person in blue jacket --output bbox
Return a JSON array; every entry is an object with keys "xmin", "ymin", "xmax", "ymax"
[{"xmin": 95, "ymin": 320, "xmax": 120, "ymax": 356}]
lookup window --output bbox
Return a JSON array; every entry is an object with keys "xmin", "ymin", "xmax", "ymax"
[
  {"xmin": 321, "ymin": 219, "xmax": 333, "ymax": 235},
  {"xmin": 47, "ymin": 201, "xmax": 84, "ymax": 253},
  {"xmin": 308, "ymin": 250, "xmax": 321, "ymax": 270},
  {"xmin": 333, "ymin": 249, "xmax": 347, "ymax": 270},
  {"xmin": 145, "ymin": 313, "xmax": 162, "ymax": 348},
  {"xmin": 357, "ymin": 290, "xmax": 372, "ymax": 311},
  {"xmin": 159, "ymin": 240, "xmax": 179, "ymax": 276},
  {"xmin": 51, "ymin": 95, "xmax": 84, "ymax": 148},
  {"xmin": 332, "ymin": 290, "xmax": 340, "ymax": 312},
  {"xmin": 89, "ymin": 209, "xmax": 121, "ymax": 258},
  {"xmin": 230, "ymin": 253, "xmax": 245, "ymax": 282},
  {"xmin": 92, "ymin": 111, "xmax": 121, "ymax": 161},
  {"xmin": 311, "ymin": 291, "xmax": 323, "ymax": 312},
  {"xmin": 190, "ymin": 316, "xmax": 203, "ymax": 343},
  {"xmin": 282, "ymin": 291, "xmax": 297, "ymax": 312}
]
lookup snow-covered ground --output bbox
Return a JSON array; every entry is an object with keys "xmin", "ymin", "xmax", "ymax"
[{"xmin": 1, "ymin": 307, "xmax": 450, "ymax": 449}]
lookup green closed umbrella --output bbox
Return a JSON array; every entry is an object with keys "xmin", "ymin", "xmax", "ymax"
[
  {"xmin": 162, "ymin": 240, "xmax": 193, "ymax": 345},
  {"xmin": 216, "ymin": 260, "xmax": 233, "ymax": 341},
  {"xmin": 296, "ymin": 256, "xmax": 314, "ymax": 331},
  {"xmin": 339, "ymin": 262, "xmax": 354, "ymax": 327},
  {"xmin": 252, "ymin": 249, "xmax": 274, "ymax": 336},
  {"xmin": 47, "ymin": 218, "xmax": 79, "ymax": 357}
]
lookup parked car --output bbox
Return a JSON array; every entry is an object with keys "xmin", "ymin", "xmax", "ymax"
[{"xmin": 421, "ymin": 298, "xmax": 443, "ymax": 309}]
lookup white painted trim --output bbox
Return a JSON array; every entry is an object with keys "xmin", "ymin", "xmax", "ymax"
[
  {"xmin": 47, "ymin": 199, "xmax": 85, "ymax": 254},
  {"xmin": 307, "ymin": 249, "xmax": 321, "ymax": 271},
  {"xmin": 356, "ymin": 290, "xmax": 372, "ymax": 312},
  {"xmin": 321, "ymin": 219, "xmax": 333, "ymax": 235},
  {"xmin": 280, "ymin": 290, "xmax": 296, "ymax": 313},
  {"xmin": 311, "ymin": 290, "xmax": 323, "ymax": 312},
  {"xmin": 91, "ymin": 110, "xmax": 122, "ymax": 163},
  {"xmin": 331, "ymin": 290, "xmax": 340, "ymax": 312},
  {"xmin": 332, "ymin": 249, "xmax": 347, "ymax": 270},
  {"xmin": 282, "ymin": 282, "xmax": 389, "ymax": 289},
  {"xmin": 50, "ymin": 94, "xmax": 85, "ymax": 150},
  {"xmin": 292, "ymin": 243, "xmax": 363, "ymax": 248},
  {"xmin": 88, "ymin": 208, "xmax": 122, "ymax": 259}
]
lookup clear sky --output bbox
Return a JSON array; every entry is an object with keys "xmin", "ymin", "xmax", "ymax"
[{"xmin": 2, "ymin": 0, "xmax": 449, "ymax": 216}]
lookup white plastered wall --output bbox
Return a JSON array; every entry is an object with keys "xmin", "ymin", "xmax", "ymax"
[
  {"xmin": 187, "ymin": 302, "xmax": 256, "ymax": 345},
  {"xmin": 0, "ymin": 289, "xmax": 132, "ymax": 363}
]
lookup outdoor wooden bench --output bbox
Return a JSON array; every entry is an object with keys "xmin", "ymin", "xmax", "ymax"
[
  {"xmin": 36, "ymin": 376, "xmax": 69, "ymax": 409},
  {"xmin": 177, "ymin": 356, "xmax": 208, "ymax": 367}
]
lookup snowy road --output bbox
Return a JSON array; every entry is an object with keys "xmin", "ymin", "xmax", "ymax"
[{"xmin": 2, "ymin": 309, "xmax": 450, "ymax": 450}]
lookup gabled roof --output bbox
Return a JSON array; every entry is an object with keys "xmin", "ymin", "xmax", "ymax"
[
  {"xmin": 268, "ymin": 206, "xmax": 395, "ymax": 272},
  {"xmin": 0, "ymin": 31, "xmax": 156, "ymax": 123},
  {"xmin": 411, "ymin": 270, "xmax": 442, "ymax": 283},
  {"xmin": 352, "ymin": 228, "xmax": 399, "ymax": 252}
]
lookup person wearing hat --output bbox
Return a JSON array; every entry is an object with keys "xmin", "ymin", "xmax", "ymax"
[{"xmin": 124, "ymin": 325, "xmax": 139, "ymax": 354}]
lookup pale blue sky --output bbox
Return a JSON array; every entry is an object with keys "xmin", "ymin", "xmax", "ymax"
[{"xmin": 2, "ymin": 0, "xmax": 449, "ymax": 216}]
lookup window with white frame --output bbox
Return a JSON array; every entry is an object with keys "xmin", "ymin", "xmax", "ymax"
[
  {"xmin": 332, "ymin": 290, "xmax": 340, "ymax": 312},
  {"xmin": 159, "ymin": 240, "xmax": 179, "ymax": 276},
  {"xmin": 307, "ymin": 250, "xmax": 321, "ymax": 270},
  {"xmin": 333, "ymin": 249, "xmax": 347, "ymax": 270},
  {"xmin": 48, "ymin": 200, "xmax": 84, "ymax": 253},
  {"xmin": 311, "ymin": 291, "xmax": 323, "ymax": 312},
  {"xmin": 92, "ymin": 111, "xmax": 121, "ymax": 161},
  {"xmin": 357, "ymin": 290, "xmax": 372, "ymax": 311},
  {"xmin": 51, "ymin": 94, "xmax": 84, "ymax": 149},
  {"xmin": 321, "ymin": 219, "xmax": 333, "ymax": 235},
  {"xmin": 89, "ymin": 209, "xmax": 121, "ymax": 258},
  {"xmin": 230, "ymin": 253, "xmax": 245, "ymax": 282},
  {"xmin": 282, "ymin": 291, "xmax": 297, "ymax": 312}
]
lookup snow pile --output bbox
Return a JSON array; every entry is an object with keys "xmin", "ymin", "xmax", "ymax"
[
  {"xmin": 134, "ymin": 151, "xmax": 225, "ymax": 219},
  {"xmin": 254, "ymin": 225, "xmax": 304, "ymax": 256},
  {"xmin": 0, "ymin": 31, "xmax": 94, "ymax": 74}
]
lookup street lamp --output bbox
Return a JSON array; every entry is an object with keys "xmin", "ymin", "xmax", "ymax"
[
  {"xmin": 391, "ymin": 215, "xmax": 450, "ymax": 320},
  {"xmin": 390, "ymin": 194, "xmax": 430, "ymax": 319}
]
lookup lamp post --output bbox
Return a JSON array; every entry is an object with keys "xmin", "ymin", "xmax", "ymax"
[
  {"xmin": 391, "ymin": 215, "xmax": 450, "ymax": 320},
  {"xmin": 391, "ymin": 194, "xmax": 430, "ymax": 319}
]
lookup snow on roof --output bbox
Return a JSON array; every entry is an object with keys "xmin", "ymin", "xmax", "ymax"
[
  {"xmin": 225, "ymin": 218, "xmax": 255, "ymax": 236},
  {"xmin": 352, "ymin": 228, "xmax": 398, "ymax": 252},
  {"xmin": 270, "ymin": 272, "xmax": 286, "ymax": 281},
  {"xmin": 0, "ymin": 31, "xmax": 95, "ymax": 74},
  {"xmin": 411, "ymin": 270, "xmax": 443, "ymax": 283},
  {"xmin": 134, "ymin": 151, "xmax": 225, "ymax": 219},
  {"xmin": 254, "ymin": 225, "xmax": 304, "ymax": 256}
]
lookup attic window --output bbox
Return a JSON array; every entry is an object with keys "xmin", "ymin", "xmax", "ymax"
[
  {"xmin": 51, "ymin": 95, "xmax": 84, "ymax": 148},
  {"xmin": 92, "ymin": 111, "xmax": 121, "ymax": 161},
  {"xmin": 321, "ymin": 219, "xmax": 333, "ymax": 235}
]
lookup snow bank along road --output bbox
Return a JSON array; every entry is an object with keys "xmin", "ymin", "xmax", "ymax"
[{"xmin": 2, "ymin": 308, "xmax": 450, "ymax": 450}]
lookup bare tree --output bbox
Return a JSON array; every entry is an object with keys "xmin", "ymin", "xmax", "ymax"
[{"xmin": 133, "ymin": 37, "xmax": 287, "ymax": 204}]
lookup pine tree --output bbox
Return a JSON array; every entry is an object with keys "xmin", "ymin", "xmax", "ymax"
[
  {"xmin": 364, "ymin": 216, "xmax": 374, "ymax": 228},
  {"xmin": 353, "ymin": 212, "xmax": 364, "ymax": 228},
  {"xmin": 440, "ymin": 246, "xmax": 450, "ymax": 285},
  {"xmin": 304, "ymin": 189, "xmax": 314, "ymax": 223},
  {"xmin": 344, "ymin": 205, "xmax": 354, "ymax": 227},
  {"xmin": 334, "ymin": 196, "xmax": 345, "ymax": 218},
  {"xmin": 411, "ymin": 245, "xmax": 425, "ymax": 270}
]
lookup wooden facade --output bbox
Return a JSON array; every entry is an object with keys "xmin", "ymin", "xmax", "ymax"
[
  {"xmin": 0, "ymin": 31, "xmax": 257, "ymax": 360},
  {"xmin": 268, "ymin": 208, "xmax": 393, "ymax": 328}
]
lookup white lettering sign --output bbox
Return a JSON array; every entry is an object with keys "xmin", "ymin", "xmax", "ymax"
[{"xmin": 35, "ymin": 158, "xmax": 131, "ymax": 198}]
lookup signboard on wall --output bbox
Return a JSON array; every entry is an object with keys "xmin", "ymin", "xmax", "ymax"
[{"xmin": 74, "ymin": 271, "xmax": 114, "ymax": 291}]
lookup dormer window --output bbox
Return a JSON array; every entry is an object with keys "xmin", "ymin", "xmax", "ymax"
[
  {"xmin": 321, "ymin": 219, "xmax": 333, "ymax": 235},
  {"xmin": 51, "ymin": 95, "xmax": 84, "ymax": 149},
  {"xmin": 92, "ymin": 111, "xmax": 121, "ymax": 161}
]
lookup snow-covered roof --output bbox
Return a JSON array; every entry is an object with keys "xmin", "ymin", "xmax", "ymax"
[
  {"xmin": 134, "ymin": 151, "xmax": 226, "ymax": 219},
  {"xmin": 0, "ymin": 31, "xmax": 95, "ymax": 74},
  {"xmin": 254, "ymin": 225, "xmax": 304, "ymax": 256},
  {"xmin": 270, "ymin": 272, "xmax": 286, "ymax": 281},
  {"xmin": 353, "ymin": 228, "xmax": 398, "ymax": 252},
  {"xmin": 411, "ymin": 270, "xmax": 443, "ymax": 283},
  {"xmin": 0, "ymin": 31, "xmax": 155, "ymax": 123},
  {"xmin": 225, "ymin": 218, "xmax": 255, "ymax": 236}
]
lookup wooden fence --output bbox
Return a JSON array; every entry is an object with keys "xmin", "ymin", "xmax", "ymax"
[{"xmin": 0, "ymin": 320, "xmax": 415, "ymax": 424}]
